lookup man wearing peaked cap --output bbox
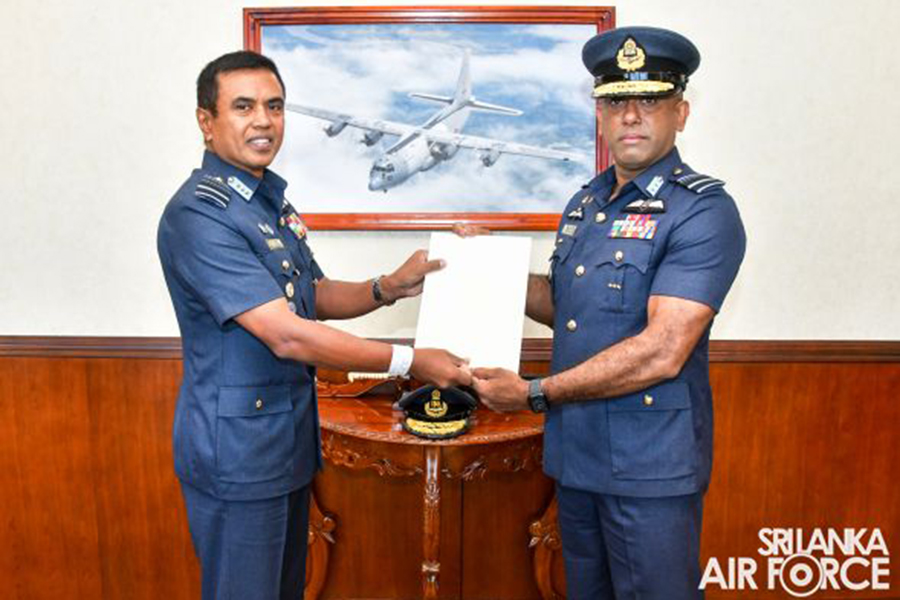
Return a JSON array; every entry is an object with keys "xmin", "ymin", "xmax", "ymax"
[
  {"xmin": 583, "ymin": 26, "xmax": 700, "ymax": 99},
  {"xmin": 471, "ymin": 26, "xmax": 746, "ymax": 600}
]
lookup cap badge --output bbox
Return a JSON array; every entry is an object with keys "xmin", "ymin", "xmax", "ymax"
[
  {"xmin": 616, "ymin": 37, "xmax": 646, "ymax": 72},
  {"xmin": 424, "ymin": 389, "xmax": 448, "ymax": 418}
]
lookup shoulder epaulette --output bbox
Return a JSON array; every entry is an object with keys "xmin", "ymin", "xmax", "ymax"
[
  {"xmin": 195, "ymin": 175, "xmax": 232, "ymax": 209},
  {"xmin": 673, "ymin": 171, "xmax": 726, "ymax": 194}
]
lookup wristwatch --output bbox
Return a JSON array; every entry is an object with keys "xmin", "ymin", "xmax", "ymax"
[
  {"xmin": 528, "ymin": 378, "xmax": 550, "ymax": 413},
  {"xmin": 372, "ymin": 275, "xmax": 395, "ymax": 306}
]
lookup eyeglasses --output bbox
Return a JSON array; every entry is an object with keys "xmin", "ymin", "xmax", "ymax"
[{"xmin": 597, "ymin": 97, "xmax": 675, "ymax": 115}]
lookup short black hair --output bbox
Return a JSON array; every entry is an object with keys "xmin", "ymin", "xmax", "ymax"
[{"xmin": 197, "ymin": 51, "xmax": 286, "ymax": 116}]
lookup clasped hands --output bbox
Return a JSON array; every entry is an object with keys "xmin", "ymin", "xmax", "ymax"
[
  {"xmin": 386, "ymin": 224, "xmax": 534, "ymax": 411},
  {"xmin": 412, "ymin": 357, "xmax": 532, "ymax": 413},
  {"xmin": 398, "ymin": 223, "xmax": 529, "ymax": 412}
]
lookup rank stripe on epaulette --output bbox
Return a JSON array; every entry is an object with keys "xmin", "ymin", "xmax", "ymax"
[
  {"xmin": 693, "ymin": 179, "xmax": 724, "ymax": 193},
  {"xmin": 196, "ymin": 183, "xmax": 230, "ymax": 203},
  {"xmin": 195, "ymin": 178, "xmax": 231, "ymax": 209},
  {"xmin": 199, "ymin": 175, "xmax": 230, "ymax": 191},
  {"xmin": 197, "ymin": 181, "xmax": 231, "ymax": 198},
  {"xmin": 684, "ymin": 177, "xmax": 723, "ymax": 191},
  {"xmin": 195, "ymin": 190, "xmax": 228, "ymax": 209},
  {"xmin": 676, "ymin": 173, "xmax": 705, "ymax": 185},
  {"xmin": 676, "ymin": 172, "xmax": 725, "ymax": 193}
]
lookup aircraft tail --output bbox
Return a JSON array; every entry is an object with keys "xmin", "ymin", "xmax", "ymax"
[
  {"xmin": 452, "ymin": 49, "xmax": 473, "ymax": 105},
  {"xmin": 454, "ymin": 49, "xmax": 521, "ymax": 116},
  {"xmin": 409, "ymin": 49, "xmax": 522, "ymax": 123}
]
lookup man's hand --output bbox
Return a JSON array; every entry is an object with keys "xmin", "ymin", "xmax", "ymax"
[
  {"xmin": 380, "ymin": 250, "xmax": 444, "ymax": 302},
  {"xmin": 451, "ymin": 222, "xmax": 492, "ymax": 238},
  {"xmin": 471, "ymin": 367, "xmax": 530, "ymax": 412},
  {"xmin": 410, "ymin": 348, "xmax": 472, "ymax": 389}
]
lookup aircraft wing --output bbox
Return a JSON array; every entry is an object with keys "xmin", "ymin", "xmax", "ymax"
[
  {"xmin": 417, "ymin": 128, "xmax": 586, "ymax": 163},
  {"xmin": 285, "ymin": 103, "xmax": 413, "ymax": 138}
]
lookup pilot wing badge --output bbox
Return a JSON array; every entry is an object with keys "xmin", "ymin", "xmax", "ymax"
[{"xmin": 623, "ymin": 198, "xmax": 666, "ymax": 214}]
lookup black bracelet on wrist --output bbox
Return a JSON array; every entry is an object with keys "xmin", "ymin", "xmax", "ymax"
[{"xmin": 372, "ymin": 275, "xmax": 395, "ymax": 306}]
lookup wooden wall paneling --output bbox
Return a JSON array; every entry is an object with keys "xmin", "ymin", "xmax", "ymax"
[
  {"xmin": 86, "ymin": 358, "xmax": 199, "ymax": 600},
  {"xmin": 702, "ymin": 362, "xmax": 900, "ymax": 599},
  {"xmin": 0, "ymin": 357, "xmax": 102, "ymax": 600},
  {"xmin": 0, "ymin": 356, "xmax": 201, "ymax": 600}
]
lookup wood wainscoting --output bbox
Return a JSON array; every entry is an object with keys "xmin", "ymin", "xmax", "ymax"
[{"xmin": 0, "ymin": 337, "xmax": 898, "ymax": 600}]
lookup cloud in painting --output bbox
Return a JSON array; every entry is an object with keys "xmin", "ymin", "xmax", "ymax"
[{"xmin": 264, "ymin": 23, "xmax": 597, "ymax": 213}]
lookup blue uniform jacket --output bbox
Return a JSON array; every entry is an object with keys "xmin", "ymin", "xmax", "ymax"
[
  {"xmin": 157, "ymin": 151, "xmax": 324, "ymax": 501},
  {"xmin": 545, "ymin": 147, "xmax": 745, "ymax": 497}
]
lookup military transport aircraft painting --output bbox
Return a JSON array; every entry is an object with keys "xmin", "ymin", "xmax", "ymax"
[
  {"xmin": 263, "ymin": 23, "xmax": 597, "ymax": 213},
  {"xmin": 286, "ymin": 50, "xmax": 583, "ymax": 192}
]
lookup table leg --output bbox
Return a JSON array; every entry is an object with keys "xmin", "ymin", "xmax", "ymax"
[
  {"xmin": 305, "ymin": 492, "xmax": 336, "ymax": 600},
  {"xmin": 422, "ymin": 446, "xmax": 441, "ymax": 599},
  {"xmin": 529, "ymin": 494, "xmax": 563, "ymax": 600}
]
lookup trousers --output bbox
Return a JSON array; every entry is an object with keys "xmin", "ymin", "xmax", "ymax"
[
  {"xmin": 557, "ymin": 484, "xmax": 704, "ymax": 600},
  {"xmin": 181, "ymin": 481, "xmax": 311, "ymax": 600}
]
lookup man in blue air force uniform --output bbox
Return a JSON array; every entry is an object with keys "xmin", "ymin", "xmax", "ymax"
[
  {"xmin": 471, "ymin": 27, "xmax": 746, "ymax": 599},
  {"xmin": 157, "ymin": 51, "xmax": 471, "ymax": 600}
]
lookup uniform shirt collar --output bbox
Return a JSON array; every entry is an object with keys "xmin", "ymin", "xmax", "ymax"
[
  {"xmin": 200, "ymin": 150, "xmax": 288, "ymax": 203},
  {"xmin": 631, "ymin": 147, "xmax": 682, "ymax": 197}
]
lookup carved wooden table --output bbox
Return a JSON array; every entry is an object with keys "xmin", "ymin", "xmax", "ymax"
[{"xmin": 304, "ymin": 396, "xmax": 565, "ymax": 600}]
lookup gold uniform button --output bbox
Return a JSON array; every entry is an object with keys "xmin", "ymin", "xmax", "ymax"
[
  {"xmin": 673, "ymin": 167, "xmax": 683, "ymax": 175},
  {"xmin": 614, "ymin": 250, "xmax": 625, "ymax": 262},
  {"xmin": 285, "ymin": 282, "xmax": 295, "ymax": 298},
  {"xmin": 281, "ymin": 260, "xmax": 291, "ymax": 271},
  {"xmin": 255, "ymin": 398, "xmax": 264, "ymax": 410},
  {"xmin": 643, "ymin": 394, "xmax": 654, "ymax": 407},
  {"xmin": 279, "ymin": 217, "xmax": 286, "ymax": 227},
  {"xmin": 566, "ymin": 319, "xmax": 577, "ymax": 332},
  {"xmin": 575, "ymin": 264, "xmax": 585, "ymax": 277},
  {"xmin": 595, "ymin": 212, "xmax": 607, "ymax": 224}
]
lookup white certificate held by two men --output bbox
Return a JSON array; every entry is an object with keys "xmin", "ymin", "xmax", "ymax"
[{"xmin": 414, "ymin": 232, "xmax": 532, "ymax": 372}]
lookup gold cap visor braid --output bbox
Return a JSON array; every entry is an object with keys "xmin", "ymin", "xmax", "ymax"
[
  {"xmin": 403, "ymin": 417, "xmax": 468, "ymax": 439},
  {"xmin": 592, "ymin": 79, "xmax": 676, "ymax": 98}
]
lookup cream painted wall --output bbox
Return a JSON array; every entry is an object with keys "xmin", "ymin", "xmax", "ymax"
[{"xmin": 1, "ymin": 0, "xmax": 898, "ymax": 339}]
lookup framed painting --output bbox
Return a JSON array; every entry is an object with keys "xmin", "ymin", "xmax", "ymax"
[{"xmin": 245, "ymin": 6, "xmax": 614, "ymax": 230}]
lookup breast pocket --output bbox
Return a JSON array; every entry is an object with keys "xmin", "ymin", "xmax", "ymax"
[
  {"xmin": 216, "ymin": 384, "xmax": 296, "ymax": 483},
  {"xmin": 549, "ymin": 237, "xmax": 575, "ymax": 294},
  {"xmin": 594, "ymin": 241, "xmax": 654, "ymax": 312},
  {"xmin": 607, "ymin": 380, "xmax": 697, "ymax": 481}
]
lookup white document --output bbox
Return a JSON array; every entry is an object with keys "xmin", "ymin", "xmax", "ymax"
[{"xmin": 414, "ymin": 232, "xmax": 532, "ymax": 372}]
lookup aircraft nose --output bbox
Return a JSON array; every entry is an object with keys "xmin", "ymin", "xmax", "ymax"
[{"xmin": 368, "ymin": 173, "xmax": 382, "ymax": 191}]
